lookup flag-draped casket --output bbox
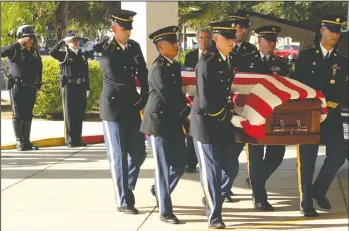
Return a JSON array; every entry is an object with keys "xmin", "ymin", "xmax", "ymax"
[{"xmin": 137, "ymin": 68, "xmax": 328, "ymax": 145}]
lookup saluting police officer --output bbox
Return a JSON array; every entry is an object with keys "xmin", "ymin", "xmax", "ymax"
[
  {"xmin": 1, "ymin": 25, "xmax": 42, "ymax": 151},
  {"xmin": 190, "ymin": 21, "xmax": 240, "ymax": 229},
  {"xmin": 49, "ymin": 30, "xmax": 89, "ymax": 147},
  {"xmin": 93, "ymin": 10, "xmax": 149, "ymax": 215},
  {"xmin": 290, "ymin": 15, "xmax": 348, "ymax": 217},
  {"xmin": 236, "ymin": 26, "xmax": 289, "ymax": 212},
  {"xmin": 140, "ymin": 26, "xmax": 191, "ymax": 225},
  {"xmin": 226, "ymin": 10, "xmax": 258, "ymax": 203}
]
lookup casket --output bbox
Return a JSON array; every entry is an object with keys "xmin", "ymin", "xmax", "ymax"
[{"xmin": 233, "ymin": 98, "xmax": 322, "ymax": 145}]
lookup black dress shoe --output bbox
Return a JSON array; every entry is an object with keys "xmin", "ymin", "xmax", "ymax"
[
  {"xmin": 313, "ymin": 196, "xmax": 331, "ymax": 209},
  {"xmin": 209, "ymin": 221, "xmax": 226, "ymax": 229},
  {"xmin": 66, "ymin": 143, "xmax": 77, "ymax": 148},
  {"xmin": 184, "ymin": 165, "xmax": 197, "ymax": 173},
  {"xmin": 224, "ymin": 196, "xmax": 233, "ymax": 202},
  {"xmin": 254, "ymin": 201, "xmax": 274, "ymax": 211},
  {"xmin": 300, "ymin": 208, "xmax": 319, "ymax": 217},
  {"xmin": 150, "ymin": 185, "xmax": 159, "ymax": 207},
  {"xmin": 160, "ymin": 214, "xmax": 180, "ymax": 224},
  {"xmin": 202, "ymin": 197, "xmax": 207, "ymax": 207},
  {"xmin": 16, "ymin": 142, "xmax": 26, "ymax": 151},
  {"xmin": 23, "ymin": 142, "xmax": 39, "ymax": 150},
  {"xmin": 246, "ymin": 177, "xmax": 251, "ymax": 188},
  {"xmin": 76, "ymin": 142, "xmax": 87, "ymax": 147},
  {"xmin": 117, "ymin": 206, "xmax": 139, "ymax": 214}
]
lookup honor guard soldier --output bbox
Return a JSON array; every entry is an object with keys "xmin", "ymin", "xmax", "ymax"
[
  {"xmin": 183, "ymin": 28, "xmax": 213, "ymax": 174},
  {"xmin": 230, "ymin": 11, "xmax": 258, "ymax": 57},
  {"xmin": 49, "ymin": 30, "xmax": 89, "ymax": 147},
  {"xmin": 190, "ymin": 20, "xmax": 240, "ymax": 229},
  {"xmin": 1, "ymin": 25, "xmax": 42, "ymax": 151},
  {"xmin": 290, "ymin": 15, "xmax": 348, "ymax": 217},
  {"xmin": 140, "ymin": 26, "xmax": 190, "ymax": 225},
  {"xmin": 93, "ymin": 9, "xmax": 149, "ymax": 215},
  {"xmin": 236, "ymin": 25, "xmax": 289, "ymax": 212},
  {"xmin": 226, "ymin": 10, "xmax": 258, "ymax": 202}
]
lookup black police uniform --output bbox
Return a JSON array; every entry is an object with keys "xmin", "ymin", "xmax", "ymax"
[
  {"xmin": 289, "ymin": 15, "xmax": 348, "ymax": 216},
  {"xmin": 93, "ymin": 10, "xmax": 148, "ymax": 214},
  {"xmin": 189, "ymin": 21, "xmax": 239, "ymax": 229},
  {"xmin": 1, "ymin": 25, "xmax": 42, "ymax": 151},
  {"xmin": 49, "ymin": 30, "xmax": 89, "ymax": 147},
  {"xmin": 140, "ymin": 26, "xmax": 190, "ymax": 224},
  {"xmin": 235, "ymin": 25, "xmax": 288, "ymax": 211}
]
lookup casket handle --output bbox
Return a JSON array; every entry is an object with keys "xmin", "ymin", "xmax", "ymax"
[
  {"xmin": 273, "ymin": 120, "xmax": 285, "ymax": 131},
  {"xmin": 296, "ymin": 120, "xmax": 308, "ymax": 132}
]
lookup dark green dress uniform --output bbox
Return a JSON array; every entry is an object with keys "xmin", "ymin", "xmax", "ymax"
[
  {"xmin": 49, "ymin": 30, "xmax": 89, "ymax": 147},
  {"xmin": 1, "ymin": 25, "xmax": 42, "ymax": 151},
  {"xmin": 190, "ymin": 21, "xmax": 239, "ymax": 229},
  {"xmin": 289, "ymin": 15, "xmax": 348, "ymax": 216},
  {"xmin": 236, "ymin": 25, "xmax": 289, "ymax": 211},
  {"xmin": 93, "ymin": 10, "xmax": 149, "ymax": 215},
  {"xmin": 141, "ymin": 26, "xmax": 190, "ymax": 224}
]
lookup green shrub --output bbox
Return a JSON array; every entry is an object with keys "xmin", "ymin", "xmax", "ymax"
[
  {"xmin": 178, "ymin": 49, "xmax": 194, "ymax": 66},
  {"xmin": 33, "ymin": 56, "xmax": 102, "ymax": 119}
]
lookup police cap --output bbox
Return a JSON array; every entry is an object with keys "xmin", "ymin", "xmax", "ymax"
[
  {"xmin": 209, "ymin": 20, "xmax": 237, "ymax": 39},
  {"xmin": 321, "ymin": 15, "xmax": 345, "ymax": 33},
  {"xmin": 230, "ymin": 10, "xmax": 251, "ymax": 28},
  {"xmin": 255, "ymin": 25, "xmax": 281, "ymax": 42},
  {"xmin": 149, "ymin": 26, "xmax": 179, "ymax": 44},
  {"xmin": 110, "ymin": 9, "xmax": 136, "ymax": 30},
  {"xmin": 16, "ymin": 25, "xmax": 36, "ymax": 39}
]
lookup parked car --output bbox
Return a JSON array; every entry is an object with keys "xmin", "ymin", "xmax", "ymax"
[{"xmin": 273, "ymin": 45, "xmax": 299, "ymax": 59}]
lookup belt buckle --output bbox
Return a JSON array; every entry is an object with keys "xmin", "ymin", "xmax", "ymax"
[{"xmin": 76, "ymin": 78, "xmax": 81, "ymax": 84}]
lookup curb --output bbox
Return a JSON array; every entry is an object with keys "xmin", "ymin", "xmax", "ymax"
[{"xmin": 1, "ymin": 135, "xmax": 104, "ymax": 150}]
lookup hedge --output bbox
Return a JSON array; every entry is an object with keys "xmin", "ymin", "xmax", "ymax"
[{"xmin": 33, "ymin": 56, "xmax": 102, "ymax": 119}]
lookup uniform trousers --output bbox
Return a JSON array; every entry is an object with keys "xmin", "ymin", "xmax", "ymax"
[
  {"xmin": 193, "ymin": 139, "xmax": 239, "ymax": 225},
  {"xmin": 103, "ymin": 118, "xmax": 146, "ymax": 208},
  {"xmin": 147, "ymin": 133, "xmax": 187, "ymax": 216}
]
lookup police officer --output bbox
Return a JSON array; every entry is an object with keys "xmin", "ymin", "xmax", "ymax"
[
  {"xmin": 93, "ymin": 9, "xmax": 149, "ymax": 215},
  {"xmin": 236, "ymin": 25, "xmax": 288, "ymax": 212},
  {"xmin": 226, "ymin": 10, "xmax": 258, "ymax": 203},
  {"xmin": 290, "ymin": 15, "xmax": 348, "ymax": 217},
  {"xmin": 49, "ymin": 30, "xmax": 89, "ymax": 147},
  {"xmin": 1, "ymin": 25, "xmax": 42, "ymax": 151},
  {"xmin": 140, "ymin": 26, "xmax": 190, "ymax": 224},
  {"xmin": 190, "ymin": 20, "xmax": 240, "ymax": 229}
]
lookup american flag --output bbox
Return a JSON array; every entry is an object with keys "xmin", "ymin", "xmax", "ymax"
[{"xmin": 137, "ymin": 68, "xmax": 328, "ymax": 138}]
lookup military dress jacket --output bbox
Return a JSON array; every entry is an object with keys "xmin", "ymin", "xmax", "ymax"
[
  {"xmin": 236, "ymin": 51, "xmax": 289, "ymax": 77},
  {"xmin": 140, "ymin": 55, "xmax": 190, "ymax": 138},
  {"xmin": 290, "ymin": 44, "xmax": 348, "ymax": 107},
  {"xmin": 1, "ymin": 42, "xmax": 42, "ymax": 88},
  {"xmin": 232, "ymin": 41, "xmax": 257, "ymax": 57},
  {"xmin": 189, "ymin": 50, "xmax": 236, "ymax": 145},
  {"xmin": 49, "ymin": 40, "xmax": 89, "ymax": 90},
  {"xmin": 93, "ymin": 37, "xmax": 148, "ymax": 121}
]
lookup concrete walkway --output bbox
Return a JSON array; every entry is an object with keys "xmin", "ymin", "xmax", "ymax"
[{"xmin": 1, "ymin": 144, "xmax": 348, "ymax": 231}]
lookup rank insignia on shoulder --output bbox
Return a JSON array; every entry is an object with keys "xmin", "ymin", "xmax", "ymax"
[
  {"xmin": 291, "ymin": 63, "xmax": 295, "ymax": 72},
  {"xmin": 249, "ymin": 62, "xmax": 255, "ymax": 68}
]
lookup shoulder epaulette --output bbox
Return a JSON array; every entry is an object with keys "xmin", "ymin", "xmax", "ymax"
[
  {"xmin": 241, "ymin": 50, "xmax": 256, "ymax": 56},
  {"xmin": 336, "ymin": 50, "xmax": 348, "ymax": 59},
  {"xmin": 128, "ymin": 39, "xmax": 139, "ymax": 45},
  {"xmin": 202, "ymin": 52, "xmax": 216, "ymax": 62},
  {"xmin": 154, "ymin": 56, "xmax": 164, "ymax": 66},
  {"xmin": 300, "ymin": 45, "xmax": 316, "ymax": 52}
]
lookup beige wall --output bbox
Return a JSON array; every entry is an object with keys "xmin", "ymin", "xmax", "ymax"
[{"xmin": 121, "ymin": 2, "xmax": 178, "ymax": 67}]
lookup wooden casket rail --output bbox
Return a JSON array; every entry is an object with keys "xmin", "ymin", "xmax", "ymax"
[{"xmin": 233, "ymin": 98, "xmax": 322, "ymax": 145}]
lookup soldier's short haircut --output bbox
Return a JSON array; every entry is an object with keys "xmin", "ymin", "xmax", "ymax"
[{"xmin": 196, "ymin": 28, "xmax": 212, "ymax": 39}]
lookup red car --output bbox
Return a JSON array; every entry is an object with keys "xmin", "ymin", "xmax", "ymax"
[{"xmin": 273, "ymin": 45, "xmax": 299, "ymax": 59}]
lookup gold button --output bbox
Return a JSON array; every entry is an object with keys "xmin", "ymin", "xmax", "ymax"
[
  {"xmin": 316, "ymin": 50, "xmax": 319, "ymax": 53},
  {"xmin": 334, "ymin": 53, "xmax": 337, "ymax": 56},
  {"xmin": 218, "ymin": 59, "xmax": 222, "ymax": 62},
  {"xmin": 167, "ymin": 63, "xmax": 170, "ymax": 66},
  {"xmin": 313, "ymin": 62, "xmax": 316, "ymax": 65},
  {"xmin": 312, "ymin": 71, "xmax": 314, "ymax": 73},
  {"xmin": 117, "ymin": 47, "xmax": 120, "ymax": 50},
  {"xmin": 330, "ymin": 79, "xmax": 335, "ymax": 84}
]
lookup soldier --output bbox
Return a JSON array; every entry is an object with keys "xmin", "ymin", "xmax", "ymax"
[
  {"xmin": 49, "ymin": 30, "xmax": 89, "ymax": 147},
  {"xmin": 93, "ymin": 9, "xmax": 149, "ymax": 215},
  {"xmin": 226, "ymin": 10, "xmax": 258, "ymax": 203},
  {"xmin": 183, "ymin": 28, "xmax": 212, "ymax": 174},
  {"xmin": 190, "ymin": 20, "xmax": 240, "ymax": 229},
  {"xmin": 140, "ymin": 26, "xmax": 191, "ymax": 224},
  {"xmin": 236, "ymin": 25, "xmax": 289, "ymax": 211},
  {"xmin": 290, "ymin": 15, "xmax": 348, "ymax": 217},
  {"xmin": 1, "ymin": 25, "xmax": 42, "ymax": 151}
]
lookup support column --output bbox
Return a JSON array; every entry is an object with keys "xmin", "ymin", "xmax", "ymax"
[{"xmin": 121, "ymin": 2, "xmax": 178, "ymax": 67}]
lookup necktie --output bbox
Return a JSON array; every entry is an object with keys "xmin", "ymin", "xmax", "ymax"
[
  {"xmin": 227, "ymin": 57, "xmax": 231, "ymax": 70},
  {"xmin": 262, "ymin": 56, "xmax": 268, "ymax": 63},
  {"xmin": 324, "ymin": 52, "xmax": 329, "ymax": 60},
  {"xmin": 233, "ymin": 45, "xmax": 239, "ymax": 53}
]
